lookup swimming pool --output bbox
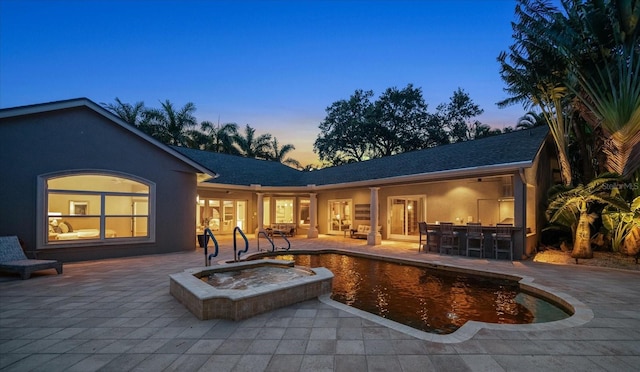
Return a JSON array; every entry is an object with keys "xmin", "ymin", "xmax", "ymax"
[{"xmin": 252, "ymin": 251, "xmax": 570, "ymax": 334}]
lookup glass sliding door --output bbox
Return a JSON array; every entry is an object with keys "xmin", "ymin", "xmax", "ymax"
[
  {"xmin": 275, "ymin": 198, "xmax": 294, "ymax": 223},
  {"xmin": 221, "ymin": 200, "xmax": 235, "ymax": 233},
  {"xmin": 328, "ymin": 199, "xmax": 351, "ymax": 235},
  {"xmin": 388, "ymin": 196, "xmax": 424, "ymax": 240},
  {"xmin": 236, "ymin": 201, "xmax": 246, "ymax": 230},
  {"xmin": 197, "ymin": 198, "xmax": 246, "ymax": 234}
]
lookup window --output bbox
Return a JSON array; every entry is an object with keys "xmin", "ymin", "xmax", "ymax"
[{"xmin": 44, "ymin": 173, "xmax": 153, "ymax": 244}]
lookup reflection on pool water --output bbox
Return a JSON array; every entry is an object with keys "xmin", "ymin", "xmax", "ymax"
[{"xmin": 261, "ymin": 252, "xmax": 570, "ymax": 334}]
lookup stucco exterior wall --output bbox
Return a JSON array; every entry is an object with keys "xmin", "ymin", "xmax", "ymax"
[{"xmin": 0, "ymin": 106, "xmax": 200, "ymax": 261}]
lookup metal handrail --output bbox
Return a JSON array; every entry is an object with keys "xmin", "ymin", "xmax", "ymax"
[
  {"xmin": 202, "ymin": 228, "xmax": 219, "ymax": 266},
  {"xmin": 272, "ymin": 230, "xmax": 291, "ymax": 251},
  {"xmin": 257, "ymin": 230, "xmax": 276, "ymax": 252},
  {"xmin": 233, "ymin": 226, "xmax": 249, "ymax": 261}
]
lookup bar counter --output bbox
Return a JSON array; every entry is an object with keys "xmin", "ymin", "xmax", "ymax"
[{"xmin": 425, "ymin": 223, "xmax": 520, "ymax": 259}]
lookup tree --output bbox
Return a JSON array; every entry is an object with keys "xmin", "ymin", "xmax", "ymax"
[
  {"xmin": 314, "ymin": 90, "xmax": 376, "ymax": 164},
  {"xmin": 314, "ymin": 87, "xmax": 489, "ymax": 162},
  {"xmin": 516, "ymin": 111, "xmax": 546, "ymax": 130},
  {"xmin": 233, "ymin": 124, "xmax": 272, "ymax": 159},
  {"xmin": 435, "ymin": 88, "xmax": 486, "ymax": 142},
  {"xmin": 370, "ymin": 84, "xmax": 431, "ymax": 157},
  {"xmin": 102, "ymin": 98, "xmax": 146, "ymax": 127},
  {"xmin": 552, "ymin": 0, "xmax": 640, "ymax": 179},
  {"xmin": 267, "ymin": 138, "xmax": 301, "ymax": 168},
  {"xmin": 497, "ymin": 0, "xmax": 574, "ymax": 186},
  {"xmin": 500, "ymin": 0, "xmax": 640, "ymax": 184},
  {"xmin": 603, "ymin": 196, "xmax": 640, "ymax": 254},
  {"xmin": 143, "ymin": 100, "xmax": 198, "ymax": 146},
  {"xmin": 472, "ymin": 122, "xmax": 502, "ymax": 139},
  {"xmin": 200, "ymin": 121, "xmax": 240, "ymax": 154},
  {"xmin": 546, "ymin": 174, "xmax": 628, "ymax": 261}
]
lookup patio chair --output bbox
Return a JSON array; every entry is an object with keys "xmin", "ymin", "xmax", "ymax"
[
  {"xmin": 466, "ymin": 223, "xmax": 484, "ymax": 258},
  {"xmin": 0, "ymin": 236, "xmax": 63, "ymax": 279}
]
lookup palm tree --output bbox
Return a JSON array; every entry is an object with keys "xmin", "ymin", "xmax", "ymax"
[
  {"xmin": 551, "ymin": 0, "xmax": 640, "ymax": 179},
  {"xmin": 502, "ymin": 0, "xmax": 640, "ymax": 182},
  {"xmin": 200, "ymin": 121, "xmax": 239, "ymax": 154},
  {"xmin": 497, "ymin": 0, "xmax": 574, "ymax": 186},
  {"xmin": 102, "ymin": 98, "xmax": 146, "ymax": 127},
  {"xmin": 546, "ymin": 174, "xmax": 628, "ymax": 261},
  {"xmin": 268, "ymin": 138, "xmax": 301, "ymax": 168},
  {"xmin": 471, "ymin": 122, "xmax": 502, "ymax": 139},
  {"xmin": 516, "ymin": 111, "xmax": 546, "ymax": 130},
  {"xmin": 603, "ymin": 196, "xmax": 640, "ymax": 254},
  {"xmin": 144, "ymin": 100, "xmax": 198, "ymax": 146},
  {"xmin": 233, "ymin": 124, "xmax": 272, "ymax": 159}
]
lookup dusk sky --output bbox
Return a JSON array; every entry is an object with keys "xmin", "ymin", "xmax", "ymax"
[{"xmin": 1, "ymin": 0, "xmax": 539, "ymax": 165}]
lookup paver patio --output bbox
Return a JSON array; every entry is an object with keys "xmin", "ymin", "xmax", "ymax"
[{"xmin": 1, "ymin": 235, "xmax": 639, "ymax": 371}]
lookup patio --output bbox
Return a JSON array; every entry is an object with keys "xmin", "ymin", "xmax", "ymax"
[{"xmin": 1, "ymin": 235, "xmax": 639, "ymax": 371}]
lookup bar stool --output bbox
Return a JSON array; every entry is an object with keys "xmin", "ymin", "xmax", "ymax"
[
  {"xmin": 426, "ymin": 229, "xmax": 440, "ymax": 253},
  {"xmin": 493, "ymin": 224, "xmax": 513, "ymax": 260},
  {"xmin": 439, "ymin": 222, "xmax": 460, "ymax": 255},
  {"xmin": 418, "ymin": 222, "xmax": 439, "ymax": 253},
  {"xmin": 466, "ymin": 222, "xmax": 484, "ymax": 258},
  {"xmin": 418, "ymin": 222, "xmax": 428, "ymax": 252}
]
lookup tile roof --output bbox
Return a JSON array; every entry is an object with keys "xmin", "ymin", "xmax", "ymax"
[
  {"xmin": 171, "ymin": 147, "xmax": 304, "ymax": 187},
  {"xmin": 173, "ymin": 126, "xmax": 549, "ymax": 188}
]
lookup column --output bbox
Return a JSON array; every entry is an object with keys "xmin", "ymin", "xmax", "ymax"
[
  {"xmin": 308, "ymin": 193, "xmax": 318, "ymax": 238},
  {"xmin": 367, "ymin": 187, "xmax": 381, "ymax": 245},
  {"xmin": 513, "ymin": 173, "xmax": 525, "ymax": 259},
  {"xmin": 255, "ymin": 192, "xmax": 264, "ymax": 236}
]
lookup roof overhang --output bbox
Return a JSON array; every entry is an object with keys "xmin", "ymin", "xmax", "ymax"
[{"xmin": 196, "ymin": 160, "xmax": 534, "ymax": 192}]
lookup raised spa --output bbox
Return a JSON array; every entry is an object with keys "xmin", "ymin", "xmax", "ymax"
[{"xmin": 169, "ymin": 259, "xmax": 333, "ymax": 320}]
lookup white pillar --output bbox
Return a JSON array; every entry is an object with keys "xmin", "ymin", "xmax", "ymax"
[
  {"xmin": 255, "ymin": 193, "xmax": 264, "ymax": 236},
  {"xmin": 368, "ymin": 187, "xmax": 381, "ymax": 245},
  {"xmin": 308, "ymin": 193, "xmax": 319, "ymax": 238},
  {"xmin": 513, "ymin": 174, "xmax": 525, "ymax": 260}
]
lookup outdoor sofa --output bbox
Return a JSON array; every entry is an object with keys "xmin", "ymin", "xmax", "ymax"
[{"xmin": 350, "ymin": 225, "xmax": 382, "ymax": 239}]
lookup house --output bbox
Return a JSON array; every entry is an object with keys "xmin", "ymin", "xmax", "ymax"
[
  {"xmin": 0, "ymin": 98, "xmax": 557, "ymax": 261},
  {"xmin": 178, "ymin": 124, "xmax": 556, "ymax": 259}
]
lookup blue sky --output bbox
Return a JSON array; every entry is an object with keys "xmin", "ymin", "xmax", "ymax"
[{"xmin": 1, "ymin": 0, "xmax": 531, "ymax": 165}]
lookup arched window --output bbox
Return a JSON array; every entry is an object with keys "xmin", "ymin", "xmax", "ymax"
[{"xmin": 43, "ymin": 172, "xmax": 154, "ymax": 245}]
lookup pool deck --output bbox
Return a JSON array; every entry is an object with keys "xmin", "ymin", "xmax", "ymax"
[{"xmin": 1, "ymin": 235, "xmax": 639, "ymax": 371}]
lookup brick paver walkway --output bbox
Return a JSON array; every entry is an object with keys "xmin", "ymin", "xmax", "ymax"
[{"xmin": 1, "ymin": 235, "xmax": 639, "ymax": 371}]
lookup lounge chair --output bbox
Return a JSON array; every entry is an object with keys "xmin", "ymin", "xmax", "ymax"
[{"xmin": 0, "ymin": 236, "xmax": 63, "ymax": 279}]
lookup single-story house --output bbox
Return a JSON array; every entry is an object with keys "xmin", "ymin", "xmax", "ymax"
[{"xmin": 0, "ymin": 98, "xmax": 557, "ymax": 261}]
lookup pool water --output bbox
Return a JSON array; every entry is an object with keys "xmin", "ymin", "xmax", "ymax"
[{"xmin": 265, "ymin": 252, "xmax": 569, "ymax": 334}]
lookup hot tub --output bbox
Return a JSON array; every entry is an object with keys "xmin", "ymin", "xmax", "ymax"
[{"xmin": 169, "ymin": 259, "xmax": 333, "ymax": 320}]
